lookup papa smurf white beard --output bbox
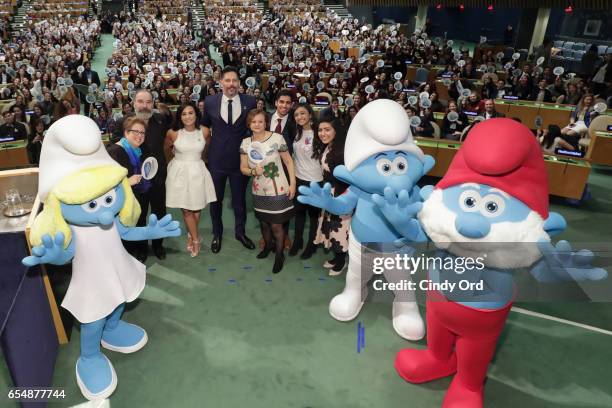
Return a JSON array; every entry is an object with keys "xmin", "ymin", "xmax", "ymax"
[{"xmin": 418, "ymin": 188, "xmax": 550, "ymax": 269}]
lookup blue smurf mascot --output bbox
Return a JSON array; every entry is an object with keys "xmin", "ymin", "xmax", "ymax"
[
  {"xmin": 23, "ymin": 115, "xmax": 181, "ymax": 400},
  {"xmin": 298, "ymin": 99, "xmax": 435, "ymax": 340}
]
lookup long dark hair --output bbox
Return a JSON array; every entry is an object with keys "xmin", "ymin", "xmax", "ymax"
[
  {"xmin": 318, "ymin": 118, "xmax": 346, "ymax": 171},
  {"xmin": 542, "ymin": 124, "xmax": 561, "ymax": 149},
  {"xmin": 173, "ymin": 102, "xmax": 201, "ymax": 131},
  {"xmin": 293, "ymin": 103, "xmax": 324, "ymax": 160}
]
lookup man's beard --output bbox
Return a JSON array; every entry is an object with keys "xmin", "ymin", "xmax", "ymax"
[
  {"xmin": 135, "ymin": 109, "xmax": 152, "ymax": 121},
  {"xmin": 418, "ymin": 188, "xmax": 550, "ymax": 269}
]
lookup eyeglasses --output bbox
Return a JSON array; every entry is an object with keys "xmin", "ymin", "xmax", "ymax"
[{"xmin": 127, "ymin": 129, "xmax": 146, "ymax": 136}]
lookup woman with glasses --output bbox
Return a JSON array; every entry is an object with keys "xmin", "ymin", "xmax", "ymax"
[
  {"xmin": 164, "ymin": 103, "xmax": 217, "ymax": 257},
  {"xmin": 107, "ymin": 116, "xmax": 154, "ymax": 262}
]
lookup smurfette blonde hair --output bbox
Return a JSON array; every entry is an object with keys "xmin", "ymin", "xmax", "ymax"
[{"xmin": 30, "ymin": 165, "xmax": 141, "ymax": 248}]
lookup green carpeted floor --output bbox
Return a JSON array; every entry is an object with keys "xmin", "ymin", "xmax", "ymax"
[{"xmin": 36, "ymin": 167, "xmax": 612, "ymax": 408}]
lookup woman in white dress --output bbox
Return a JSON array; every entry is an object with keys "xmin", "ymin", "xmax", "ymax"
[{"xmin": 165, "ymin": 103, "xmax": 217, "ymax": 257}]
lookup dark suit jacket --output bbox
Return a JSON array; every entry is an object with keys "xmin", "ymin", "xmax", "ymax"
[
  {"xmin": 0, "ymin": 122, "xmax": 27, "ymax": 140},
  {"xmin": 202, "ymin": 93, "xmax": 256, "ymax": 173},
  {"xmin": 79, "ymin": 70, "xmax": 101, "ymax": 86},
  {"xmin": 485, "ymin": 111, "xmax": 505, "ymax": 119},
  {"xmin": 272, "ymin": 112, "xmax": 297, "ymax": 154}
]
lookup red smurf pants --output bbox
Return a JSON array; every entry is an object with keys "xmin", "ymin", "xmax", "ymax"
[{"xmin": 395, "ymin": 291, "xmax": 512, "ymax": 407}]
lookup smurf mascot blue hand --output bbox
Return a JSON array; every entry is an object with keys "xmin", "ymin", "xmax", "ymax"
[
  {"xmin": 298, "ymin": 99, "xmax": 435, "ymax": 340},
  {"xmin": 22, "ymin": 115, "xmax": 181, "ymax": 401}
]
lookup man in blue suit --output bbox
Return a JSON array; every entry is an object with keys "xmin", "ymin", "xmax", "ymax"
[{"xmin": 203, "ymin": 66, "xmax": 257, "ymax": 253}]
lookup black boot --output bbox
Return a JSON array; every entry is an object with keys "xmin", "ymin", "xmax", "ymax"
[
  {"xmin": 272, "ymin": 253, "xmax": 285, "ymax": 273},
  {"xmin": 300, "ymin": 243, "xmax": 317, "ymax": 259},
  {"xmin": 288, "ymin": 238, "xmax": 303, "ymax": 256}
]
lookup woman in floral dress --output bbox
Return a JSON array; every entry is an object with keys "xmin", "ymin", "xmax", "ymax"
[
  {"xmin": 314, "ymin": 118, "xmax": 351, "ymax": 276},
  {"xmin": 240, "ymin": 109, "xmax": 296, "ymax": 273}
]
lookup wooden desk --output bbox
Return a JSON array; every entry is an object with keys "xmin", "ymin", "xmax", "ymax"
[
  {"xmin": 587, "ymin": 131, "xmax": 612, "ymax": 166},
  {"xmin": 0, "ymin": 141, "xmax": 29, "ymax": 170},
  {"xmin": 415, "ymin": 138, "xmax": 590, "ymax": 200},
  {"xmin": 493, "ymin": 99, "xmax": 574, "ymax": 129}
]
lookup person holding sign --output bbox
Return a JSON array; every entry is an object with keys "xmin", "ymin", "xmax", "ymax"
[
  {"xmin": 441, "ymin": 100, "xmax": 468, "ymax": 140},
  {"xmin": 107, "ymin": 117, "xmax": 155, "ymax": 262},
  {"xmin": 164, "ymin": 103, "xmax": 217, "ymax": 257},
  {"xmin": 240, "ymin": 109, "xmax": 296, "ymax": 273}
]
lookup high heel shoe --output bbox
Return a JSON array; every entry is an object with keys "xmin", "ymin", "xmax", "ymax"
[
  {"xmin": 288, "ymin": 239, "xmax": 303, "ymax": 257},
  {"xmin": 190, "ymin": 237, "xmax": 201, "ymax": 258},
  {"xmin": 186, "ymin": 233, "xmax": 193, "ymax": 252},
  {"xmin": 272, "ymin": 253, "xmax": 285, "ymax": 274},
  {"xmin": 257, "ymin": 246, "xmax": 273, "ymax": 259}
]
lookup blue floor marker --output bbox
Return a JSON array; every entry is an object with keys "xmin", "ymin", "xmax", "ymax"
[
  {"xmin": 357, "ymin": 322, "xmax": 366, "ymax": 353},
  {"xmin": 296, "ymin": 277, "xmax": 303, "ymax": 282},
  {"xmin": 243, "ymin": 265, "xmax": 253, "ymax": 270},
  {"xmin": 318, "ymin": 277, "xmax": 327, "ymax": 282},
  {"xmin": 227, "ymin": 279, "xmax": 237, "ymax": 284},
  {"xmin": 264, "ymin": 278, "xmax": 273, "ymax": 283},
  {"xmin": 208, "ymin": 267, "xmax": 216, "ymax": 272},
  {"xmin": 303, "ymin": 265, "xmax": 312, "ymax": 269}
]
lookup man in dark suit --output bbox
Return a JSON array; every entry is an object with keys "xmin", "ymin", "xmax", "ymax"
[
  {"xmin": 319, "ymin": 97, "xmax": 342, "ymax": 123},
  {"xmin": 202, "ymin": 66, "xmax": 257, "ymax": 253},
  {"xmin": 269, "ymin": 89, "xmax": 296, "ymax": 152},
  {"xmin": 483, "ymin": 99, "xmax": 505, "ymax": 120},
  {"xmin": 267, "ymin": 89, "xmax": 296, "ymax": 249},
  {"xmin": 79, "ymin": 61, "xmax": 101, "ymax": 117},
  {"xmin": 0, "ymin": 110, "xmax": 27, "ymax": 140},
  {"xmin": 113, "ymin": 89, "xmax": 171, "ymax": 260}
]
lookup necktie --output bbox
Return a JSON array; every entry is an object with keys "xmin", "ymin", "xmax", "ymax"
[
  {"xmin": 227, "ymin": 99, "xmax": 233, "ymax": 124},
  {"xmin": 275, "ymin": 118, "xmax": 282, "ymax": 134}
]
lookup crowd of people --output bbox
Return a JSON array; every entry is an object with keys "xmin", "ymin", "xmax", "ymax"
[
  {"xmin": 1, "ymin": 2, "xmax": 610, "ymax": 272},
  {"xmin": 0, "ymin": 13, "xmax": 101, "ymax": 162}
]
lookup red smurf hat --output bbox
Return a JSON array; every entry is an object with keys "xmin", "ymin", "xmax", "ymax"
[{"xmin": 437, "ymin": 118, "xmax": 549, "ymax": 219}]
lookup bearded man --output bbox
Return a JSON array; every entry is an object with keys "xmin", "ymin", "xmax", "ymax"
[{"xmin": 113, "ymin": 88, "xmax": 171, "ymax": 260}]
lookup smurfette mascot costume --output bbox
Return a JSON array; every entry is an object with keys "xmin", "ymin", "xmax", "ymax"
[{"xmin": 23, "ymin": 115, "xmax": 181, "ymax": 400}]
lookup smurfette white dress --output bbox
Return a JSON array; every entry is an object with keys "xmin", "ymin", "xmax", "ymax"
[
  {"xmin": 165, "ymin": 127, "xmax": 217, "ymax": 210},
  {"xmin": 62, "ymin": 222, "xmax": 146, "ymax": 323}
]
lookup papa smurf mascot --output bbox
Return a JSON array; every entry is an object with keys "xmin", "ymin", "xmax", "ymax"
[
  {"xmin": 22, "ymin": 115, "xmax": 181, "ymax": 400},
  {"xmin": 374, "ymin": 118, "xmax": 607, "ymax": 407},
  {"xmin": 298, "ymin": 99, "xmax": 435, "ymax": 340}
]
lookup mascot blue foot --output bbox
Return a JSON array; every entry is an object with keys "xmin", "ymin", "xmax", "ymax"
[
  {"xmin": 76, "ymin": 354, "xmax": 117, "ymax": 400},
  {"xmin": 102, "ymin": 321, "xmax": 148, "ymax": 353}
]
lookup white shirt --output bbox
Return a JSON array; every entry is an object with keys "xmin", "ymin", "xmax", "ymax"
[
  {"xmin": 221, "ymin": 93, "xmax": 241, "ymax": 124},
  {"xmin": 270, "ymin": 111, "xmax": 288, "ymax": 133},
  {"xmin": 293, "ymin": 129, "xmax": 323, "ymax": 182},
  {"xmin": 593, "ymin": 63, "xmax": 607, "ymax": 84}
]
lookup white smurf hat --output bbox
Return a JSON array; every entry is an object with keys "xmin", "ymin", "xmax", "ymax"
[
  {"xmin": 344, "ymin": 99, "xmax": 424, "ymax": 171},
  {"xmin": 38, "ymin": 115, "xmax": 117, "ymax": 201}
]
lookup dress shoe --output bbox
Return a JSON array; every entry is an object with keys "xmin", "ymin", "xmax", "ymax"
[
  {"xmin": 236, "ymin": 234, "xmax": 255, "ymax": 250},
  {"xmin": 300, "ymin": 243, "xmax": 317, "ymax": 259},
  {"xmin": 211, "ymin": 236, "xmax": 222, "ymax": 253},
  {"xmin": 256, "ymin": 246, "xmax": 273, "ymax": 259},
  {"xmin": 135, "ymin": 250, "xmax": 148, "ymax": 264},
  {"xmin": 152, "ymin": 246, "xmax": 166, "ymax": 260},
  {"xmin": 323, "ymin": 257, "xmax": 337, "ymax": 268},
  {"xmin": 288, "ymin": 239, "xmax": 303, "ymax": 256},
  {"xmin": 272, "ymin": 253, "xmax": 285, "ymax": 274}
]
